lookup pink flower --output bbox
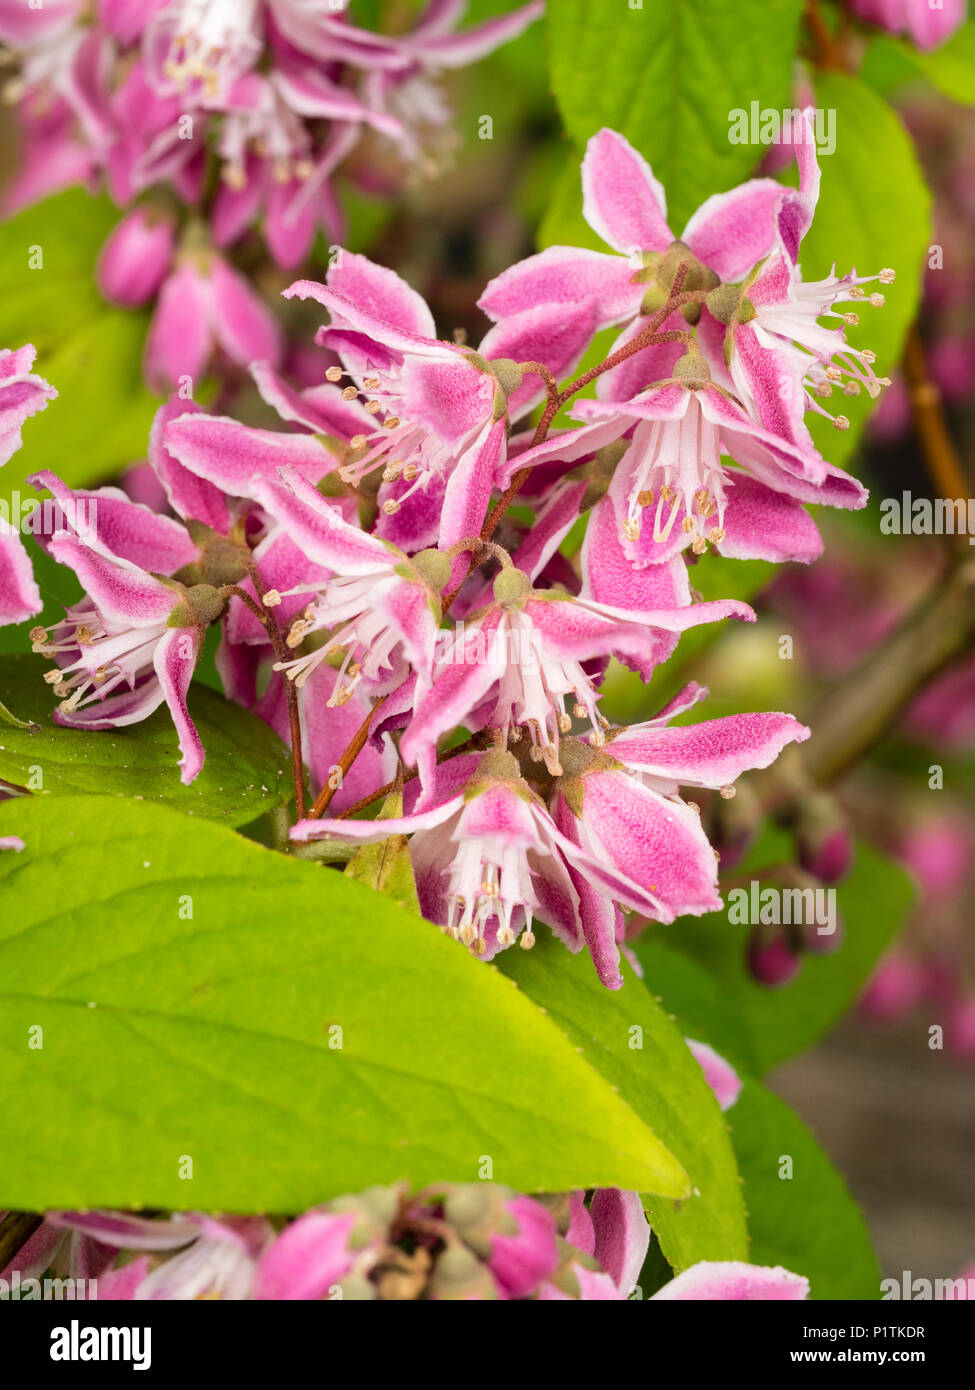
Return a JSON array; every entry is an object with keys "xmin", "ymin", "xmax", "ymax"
[
  {"xmin": 399, "ymin": 562, "xmax": 750, "ymax": 786},
  {"xmin": 292, "ymin": 748, "xmax": 665, "ymax": 969},
  {"xmin": 480, "ymin": 127, "xmax": 786, "ymax": 333},
  {"xmin": 715, "ymin": 109, "xmax": 896, "ymax": 443},
  {"xmin": 567, "ymin": 348, "xmax": 866, "ymax": 566},
  {"xmin": 551, "ymin": 691, "xmax": 809, "ymax": 978},
  {"xmin": 250, "ymin": 464, "xmax": 448, "ymax": 700},
  {"xmin": 28, "ymin": 474, "xmax": 218, "ymax": 783},
  {"xmin": 849, "ymin": 0, "xmax": 967, "ymax": 49},
  {"xmin": 0, "ymin": 344, "xmax": 56, "ymax": 628}
]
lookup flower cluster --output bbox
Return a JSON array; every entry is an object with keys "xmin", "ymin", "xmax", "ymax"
[
  {"xmin": 0, "ymin": 0, "xmax": 541, "ymax": 388},
  {"xmin": 1, "ymin": 1182, "xmax": 809, "ymax": 1301},
  {"xmin": 7, "ymin": 119, "xmax": 896, "ymax": 988}
]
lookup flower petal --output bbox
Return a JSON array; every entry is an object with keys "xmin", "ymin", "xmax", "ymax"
[
  {"xmin": 0, "ymin": 520, "xmax": 42, "ymax": 625},
  {"xmin": 478, "ymin": 246, "xmax": 639, "ymax": 327},
  {"xmin": 685, "ymin": 1039, "xmax": 742, "ymax": 1111},
  {"xmin": 652, "ymin": 1260, "xmax": 809, "ymax": 1300},
  {"xmin": 682, "ymin": 178, "xmax": 786, "ymax": 282},
  {"xmin": 582, "ymin": 128, "xmax": 672, "ymax": 256},
  {"xmin": 153, "ymin": 625, "xmax": 204, "ymax": 784},
  {"xmin": 610, "ymin": 710, "xmax": 809, "ymax": 787}
]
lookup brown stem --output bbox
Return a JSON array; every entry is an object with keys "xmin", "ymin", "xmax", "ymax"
[
  {"xmin": 804, "ymin": 0, "xmax": 847, "ymax": 70},
  {"xmin": 307, "ymin": 693, "xmax": 390, "ymax": 820},
  {"xmin": 801, "ymin": 552, "xmax": 975, "ymax": 785},
  {"xmin": 902, "ymin": 325, "xmax": 970, "ymax": 511},
  {"xmin": 334, "ymin": 732, "xmax": 490, "ymax": 820}
]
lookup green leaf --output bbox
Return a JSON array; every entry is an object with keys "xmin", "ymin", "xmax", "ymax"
[
  {"xmin": 803, "ymin": 72, "xmax": 932, "ymax": 468},
  {"xmin": 545, "ymin": 0, "xmax": 804, "ymax": 229},
  {"xmin": 0, "ymin": 653, "xmax": 291, "ymax": 827},
  {"xmin": 634, "ymin": 835, "xmax": 915, "ymax": 1072},
  {"xmin": 345, "ymin": 789, "xmax": 420, "ymax": 914},
  {"xmin": 730, "ymin": 1079, "xmax": 880, "ymax": 1299},
  {"xmin": 862, "ymin": 24, "xmax": 975, "ymax": 107},
  {"xmin": 499, "ymin": 937, "xmax": 748, "ymax": 1271},
  {"xmin": 0, "ymin": 189, "xmax": 160, "ymax": 502},
  {"xmin": 0, "ymin": 796, "xmax": 688, "ymax": 1211},
  {"xmin": 905, "ymin": 21, "xmax": 975, "ymax": 105}
]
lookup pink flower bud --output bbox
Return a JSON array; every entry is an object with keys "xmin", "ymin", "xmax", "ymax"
[
  {"xmin": 97, "ymin": 208, "xmax": 176, "ymax": 308},
  {"xmin": 794, "ymin": 792, "xmax": 853, "ymax": 884},
  {"xmin": 747, "ymin": 928, "xmax": 801, "ymax": 986},
  {"xmin": 859, "ymin": 951, "xmax": 926, "ymax": 1021}
]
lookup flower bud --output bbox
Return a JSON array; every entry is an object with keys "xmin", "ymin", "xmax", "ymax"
[
  {"xmin": 427, "ymin": 1243, "xmax": 498, "ymax": 1301},
  {"xmin": 747, "ymin": 926, "xmax": 801, "ymax": 986},
  {"xmin": 97, "ymin": 208, "xmax": 175, "ymax": 307},
  {"xmin": 793, "ymin": 791, "xmax": 853, "ymax": 884}
]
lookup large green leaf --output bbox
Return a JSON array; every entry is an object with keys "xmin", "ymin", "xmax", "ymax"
[
  {"xmin": 500, "ymin": 938, "xmax": 748, "ymax": 1271},
  {"xmin": 634, "ymin": 834, "xmax": 914, "ymax": 1072},
  {"xmin": 0, "ymin": 654, "xmax": 291, "ymax": 826},
  {"xmin": 0, "ymin": 796, "xmax": 688, "ymax": 1211},
  {"xmin": 545, "ymin": 0, "xmax": 804, "ymax": 229},
  {"xmin": 730, "ymin": 1080, "xmax": 880, "ymax": 1300},
  {"xmin": 804, "ymin": 72, "xmax": 931, "ymax": 468},
  {"xmin": 0, "ymin": 189, "xmax": 160, "ymax": 502}
]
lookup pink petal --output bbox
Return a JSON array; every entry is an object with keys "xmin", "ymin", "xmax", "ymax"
[
  {"xmin": 29, "ymin": 467, "xmax": 199, "ymax": 573},
  {"xmin": 210, "ymin": 255, "xmax": 283, "ymax": 370},
  {"xmin": 250, "ymin": 362, "xmax": 374, "ymax": 439},
  {"xmin": 153, "ymin": 625, "xmax": 204, "ymax": 784},
  {"xmin": 578, "ymin": 770, "xmax": 722, "ymax": 917},
  {"xmin": 479, "ymin": 246, "xmax": 638, "ymax": 327},
  {"xmin": 398, "ymin": 354, "xmax": 494, "ymax": 444},
  {"xmin": 685, "ymin": 1039, "xmax": 742, "ymax": 1111},
  {"xmin": 144, "ymin": 264, "xmax": 211, "ymax": 392},
  {"xmin": 250, "ymin": 468, "xmax": 394, "ymax": 574},
  {"xmin": 164, "ymin": 413, "xmax": 331, "ymax": 499},
  {"xmin": 405, "ymin": 0, "xmax": 544, "ymax": 66},
  {"xmin": 439, "ymin": 417, "xmax": 506, "ymax": 564},
  {"xmin": 611, "ymin": 710, "xmax": 809, "ymax": 787},
  {"xmin": 47, "ymin": 534, "xmax": 176, "ymax": 627},
  {"xmin": 719, "ymin": 472, "xmax": 825, "ymax": 563},
  {"xmin": 682, "ymin": 179, "xmax": 786, "ymax": 282},
  {"xmin": 478, "ymin": 300, "xmax": 599, "ymax": 420},
  {"xmin": 284, "ymin": 278, "xmax": 448, "ymax": 359},
  {"xmin": 0, "ymin": 346, "xmax": 58, "ymax": 466},
  {"xmin": 326, "ymin": 250, "xmax": 436, "ymax": 339},
  {"xmin": 652, "ymin": 1260, "xmax": 809, "ymax": 1300},
  {"xmin": 148, "ymin": 398, "xmax": 232, "ymax": 533},
  {"xmin": 582, "ymin": 129, "xmax": 673, "ymax": 256},
  {"xmin": 590, "ymin": 1189, "xmax": 650, "ymax": 1294},
  {"xmin": 253, "ymin": 1212, "xmax": 358, "ymax": 1301},
  {"xmin": 0, "ymin": 520, "xmax": 42, "ymax": 624}
]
